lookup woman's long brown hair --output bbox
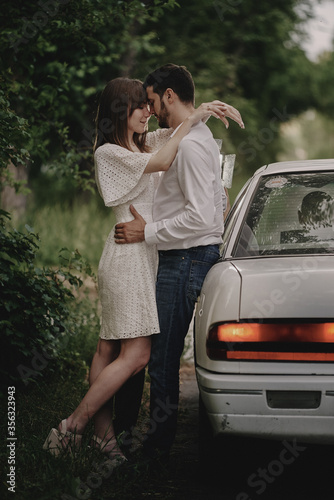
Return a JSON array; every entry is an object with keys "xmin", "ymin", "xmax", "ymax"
[{"xmin": 93, "ymin": 78, "xmax": 150, "ymax": 153}]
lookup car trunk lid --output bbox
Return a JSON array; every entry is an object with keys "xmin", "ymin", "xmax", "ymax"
[{"xmin": 232, "ymin": 256, "xmax": 334, "ymax": 320}]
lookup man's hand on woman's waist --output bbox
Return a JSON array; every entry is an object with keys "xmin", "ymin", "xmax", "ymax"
[{"xmin": 114, "ymin": 205, "xmax": 146, "ymax": 244}]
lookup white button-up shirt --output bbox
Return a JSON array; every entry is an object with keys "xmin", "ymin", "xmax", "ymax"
[{"xmin": 145, "ymin": 121, "xmax": 225, "ymax": 250}]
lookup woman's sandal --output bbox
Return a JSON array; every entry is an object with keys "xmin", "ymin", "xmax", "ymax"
[
  {"xmin": 91, "ymin": 434, "xmax": 127, "ymax": 470},
  {"xmin": 43, "ymin": 419, "xmax": 83, "ymax": 456}
]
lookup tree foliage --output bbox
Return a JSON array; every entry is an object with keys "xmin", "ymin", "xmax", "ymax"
[
  {"xmin": 313, "ymin": 50, "xmax": 334, "ymax": 118},
  {"xmin": 132, "ymin": 0, "xmax": 319, "ymax": 170},
  {"xmin": 0, "ymin": 0, "xmax": 333, "ymax": 190},
  {"xmin": 0, "ymin": 0, "xmax": 177, "ymax": 193}
]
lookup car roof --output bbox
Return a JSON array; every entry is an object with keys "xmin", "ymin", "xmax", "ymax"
[{"xmin": 254, "ymin": 158, "xmax": 334, "ymax": 177}]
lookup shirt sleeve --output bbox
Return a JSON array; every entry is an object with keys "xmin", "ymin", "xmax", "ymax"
[
  {"xmin": 145, "ymin": 138, "xmax": 217, "ymax": 245},
  {"xmin": 146, "ymin": 128, "xmax": 173, "ymax": 152},
  {"xmin": 94, "ymin": 144, "xmax": 153, "ymax": 207}
]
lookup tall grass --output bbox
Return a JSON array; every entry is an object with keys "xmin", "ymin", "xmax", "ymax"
[{"xmin": 15, "ymin": 195, "xmax": 115, "ymax": 269}]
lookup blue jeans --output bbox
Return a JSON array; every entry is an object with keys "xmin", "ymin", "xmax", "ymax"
[{"xmin": 144, "ymin": 244, "xmax": 220, "ymax": 456}]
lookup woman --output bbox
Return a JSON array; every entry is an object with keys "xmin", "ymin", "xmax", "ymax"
[{"xmin": 43, "ymin": 77, "xmax": 233, "ymax": 465}]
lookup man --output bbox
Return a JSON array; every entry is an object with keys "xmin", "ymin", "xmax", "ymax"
[{"xmin": 114, "ymin": 64, "xmax": 244, "ymax": 462}]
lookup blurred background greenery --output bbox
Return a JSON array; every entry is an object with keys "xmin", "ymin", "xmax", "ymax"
[{"xmin": 1, "ymin": 0, "xmax": 334, "ymax": 268}]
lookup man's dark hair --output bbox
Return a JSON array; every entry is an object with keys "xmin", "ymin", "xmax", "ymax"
[{"xmin": 143, "ymin": 64, "xmax": 195, "ymax": 105}]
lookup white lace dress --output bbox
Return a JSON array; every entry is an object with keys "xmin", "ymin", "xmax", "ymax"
[{"xmin": 95, "ymin": 129, "xmax": 172, "ymax": 340}]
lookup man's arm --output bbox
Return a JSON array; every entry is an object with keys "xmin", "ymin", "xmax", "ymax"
[{"xmin": 114, "ymin": 205, "xmax": 146, "ymax": 244}]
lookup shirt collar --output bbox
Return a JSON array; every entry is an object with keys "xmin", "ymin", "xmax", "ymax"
[{"xmin": 170, "ymin": 123, "xmax": 182, "ymax": 138}]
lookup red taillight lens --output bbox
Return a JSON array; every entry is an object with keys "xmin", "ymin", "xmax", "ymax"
[{"xmin": 207, "ymin": 322, "xmax": 334, "ymax": 361}]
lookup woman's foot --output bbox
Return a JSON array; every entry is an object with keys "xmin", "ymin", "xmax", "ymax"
[
  {"xmin": 91, "ymin": 434, "xmax": 127, "ymax": 469},
  {"xmin": 43, "ymin": 419, "xmax": 83, "ymax": 456}
]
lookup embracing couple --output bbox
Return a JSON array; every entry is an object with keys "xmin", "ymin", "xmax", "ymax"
[{"xmin": 43, "ymin": 63, "xmax": 244, "ymax": 469}]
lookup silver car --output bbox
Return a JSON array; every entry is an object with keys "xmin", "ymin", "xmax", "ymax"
[{"xmin": 194, "ymin": 159, "xmax": 334, "ymax": 461}]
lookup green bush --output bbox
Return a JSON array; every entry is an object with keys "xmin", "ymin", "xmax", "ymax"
[{"xmin": 0, "ymin": 210, "xmax": 96, "ymax": 390}]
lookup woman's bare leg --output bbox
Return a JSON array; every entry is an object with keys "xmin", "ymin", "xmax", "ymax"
[
  {"xmin": 89, "ymin": 338, "xmax": 120, "ymax": 385},
  {"xmin": 89, "ymin": 339, "xmax": 120, "ymax": 447},
  {"xmin": 65, "ymin": 336, "xmax": 151, "ymax": 448}
]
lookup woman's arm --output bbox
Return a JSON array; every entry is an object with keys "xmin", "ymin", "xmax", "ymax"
[
  {"xmin": 203, "ymin": 101, "xmax": 245, "ymax": 130},
  {"xmin": 144, "ymin": 101, "xmax": 228, "ymax": 174}
]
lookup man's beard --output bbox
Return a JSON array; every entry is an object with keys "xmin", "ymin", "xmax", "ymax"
[{"xmin": 157, "ymin": 100, "xmax": 170, "ymax": 128}]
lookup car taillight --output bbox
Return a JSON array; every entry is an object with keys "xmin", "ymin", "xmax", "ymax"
[{"xmin": 206, "ymin": 322, "xmax": 334, "ymax": 361}]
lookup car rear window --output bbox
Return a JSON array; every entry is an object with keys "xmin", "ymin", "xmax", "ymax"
[{"xmin": 234, "ymin": 171, "xmax": 334, "ymax": 257}]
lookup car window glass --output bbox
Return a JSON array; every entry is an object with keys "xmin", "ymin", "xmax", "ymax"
[{"xmin": 233, "ymin": 172, "xmax": 334, "ymax": 257}]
